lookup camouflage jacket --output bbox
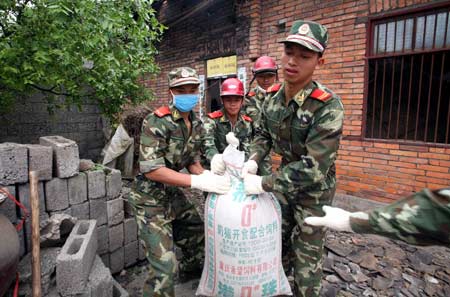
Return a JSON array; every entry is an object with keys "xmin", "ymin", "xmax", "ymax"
[
  {"xmin": 249, "ymin": 81, "xmax": 344, "ymax": 194},
  {"xmin": 245, "ymin": 84, "xmax": 281, "ymax": 133},
  {"xmin": 350, "ymin": 188, "xmax": 450, "ymax": 246},
  {"xmin": 138, "ymin": 105, "xmax": 203, "ymax": 173},
  {"xmin": 201, "ymin": 108, "xmax": 253, "ymax": 162}
]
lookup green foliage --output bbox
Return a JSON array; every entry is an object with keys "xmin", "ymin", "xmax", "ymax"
[{"xmin": 0, "ymin": 0, "xmax": 165, "ymax": 119}]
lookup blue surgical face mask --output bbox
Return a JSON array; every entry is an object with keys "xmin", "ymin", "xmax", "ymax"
[{"xmin": 171, "ymin": 92, "xmax": 199, "ymax": 112}]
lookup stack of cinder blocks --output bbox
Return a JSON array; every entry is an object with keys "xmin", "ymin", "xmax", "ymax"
[{"xmin": 0, "ymin": 135, "xmax": 144, "ymax": 275}]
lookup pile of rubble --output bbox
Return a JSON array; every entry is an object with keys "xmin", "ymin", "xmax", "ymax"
[{"xmin": 321, "ymin": 231, "xmax": 450, "ymax": 297}]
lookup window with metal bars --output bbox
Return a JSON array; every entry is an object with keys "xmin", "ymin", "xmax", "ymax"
[{"xmin": 365, "ymin": 5, "xmax": 450, "ymax": 145}]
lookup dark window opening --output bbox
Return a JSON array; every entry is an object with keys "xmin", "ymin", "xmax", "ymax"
[{"xmin": 365, "ymin": 6, "xmax": 450, "ymax": 145}]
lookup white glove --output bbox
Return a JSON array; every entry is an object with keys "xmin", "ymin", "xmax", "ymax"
[
  {"xmin": 241, "ymin": 160, "xmax": 258, "ymax": 177},
  {"xmin": 304, "ymin": 205, "xmax": 363, "ymax": 232},
  {"xmin": 210, "ymin": 154, "xmax": 226, "ymax": 175},
  {"xmin": 191, "ymin": 171, "xmax": 231, "ymax": 194},
  {"xmin": 226, "ymin": 132, "xmax": 240, "ymax": 147},
  {"xmin": 243, "ymin": 174, "xmax": 265, "ymax": 195}
]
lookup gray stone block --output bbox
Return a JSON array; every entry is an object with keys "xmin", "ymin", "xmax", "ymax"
[
  {"xmin": 97, "ymin": 224, "xmax": 109, "ymax": 255},
  {"xmin": 56, "ymin": 220, "xmax": 98, "ymax": 296},
  {"xmin": 45, "ymin": 178, "xmax": 69, "ymax": 211},
  {"xmin": 109, "ymin": 247, "xmax": 124, "ymax": 275},
  {"xmin": 25, "ymin": 144, "xmax": 53, "ymax": 181},
  {"xmin": 123, "ymin": 199, "xmax": 134, "ymax": 218},
  {"xmin": 112, "ymin": 278, "xmax": 129, "ymax": 297},
  {"xmin": 0, "ymin": 185, "xmax": 17, "ymax": 223},
  {"xmin": 138, "ymin": 239, "xmax": 146, "ymax": 261},
  {"xmin": 107, "ymin": 198, "xmax": 124, "ymax": 226},
  {"xmin": 100, "ymin": 253, "xmax": 110, "ymax": 269},
  {"xmin": 18, "ymin": 181, "xmax": 46, "ymax": 215},
  {"xmin": 123, "ymin": 218, "xmax": 137, "ymax": 245},
  {"xmin": 88, "ymin": 255, "xmax": 113, "ymax": 297},
  {"xmin": 108, "ymin": 223, "xmax": 124, "ymax": 252},
  {"xmin": 106, "ymin": 169, "xmax": 122, "ymax": 200},
  {"xmin": 86, "ymin": 170, "xmax": 106, "ymax": 199},
  {"xmin": 124, "ymin": 241, "xmax": 139, "ymax": 268},
  {"xmin": 68, "ymin": 173, "xmax": 87, "ymax": 205},
  {"xmin": 71, "ymin": 202, "xmax": 90, "ymax": 220},
  {"xmin": 39, "ymin": 135, "xmax": 80, "ymax": 178},
  {"xmin": 24, "ymin": 211, "xmax": 49, "ymax": 252},
  {"xmin": 18, "ymin": 228, "xmax": 26, "ymax": 257},
  {"xmin": 48, "ymin": 207, "xmax": 72, "ymax": 217},
  {"xmin": 89, "ymin": 198, "xmax": 107, "ymax": 226},
  {"xmin": 0, "ymin": 143, "xmax": 28, "ymax": 185}
]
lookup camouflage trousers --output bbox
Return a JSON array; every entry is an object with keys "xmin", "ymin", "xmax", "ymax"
[
  {"xmin": 128, "ymin": 175, "xmax": 204, "ymax": 297},
  {"xmin": 279, "ymin": 187, "xmax": 335, "ymax": 297}
]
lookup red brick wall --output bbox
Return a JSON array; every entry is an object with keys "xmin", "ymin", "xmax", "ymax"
[{"xmin": 146, "ymin": 0, "xmax": 450, "ymax": 203}]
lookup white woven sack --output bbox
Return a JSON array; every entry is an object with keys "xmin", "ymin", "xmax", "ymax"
[{"xmin": 196, "ymin": 144, "xmax": 292, "ymax": 297}]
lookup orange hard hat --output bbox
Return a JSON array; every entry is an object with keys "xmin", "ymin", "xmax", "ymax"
[
  {"xmin": 252, "ymin": 56, "xmax": 278, "ymax": 74},
  {"xmin": 221, "ymin": 78, "xmax": 244, "ymax": 97}
]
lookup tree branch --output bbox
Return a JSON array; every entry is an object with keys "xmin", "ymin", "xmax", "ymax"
[{"xmin": 29, "ymin": 84, "xmax": 71, "ymax": 96}]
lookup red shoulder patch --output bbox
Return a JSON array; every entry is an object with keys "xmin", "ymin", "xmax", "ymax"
[
  {"xmin": 267, "ymin": 83, "xmax": 281, "ymax": 93},
  {"xmin": 207, "ymin": 110, "xmax": 223, "ymax": 119},
  {"xmin": 241, "ymin": 114, "xmax": 253, "ymax": 122},
  {"xmin": 154, "ymin": 106, "xmax": 171, "ymax": 117},
  {"xmin": 247, "ymin": 91, "xmax": 256, "ymax": 97},
  {"xmin": 310, "ymin": 89, "xmax": 332, "ymax": 102}
]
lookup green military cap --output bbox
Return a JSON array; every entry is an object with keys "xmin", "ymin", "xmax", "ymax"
[
  {"xmin": 280, "ymin": 20, "xmax": 328, "ymax": 53},
  {"xmin": 168, "ymin": 67, "xmax": 200, "ymax": 87}
]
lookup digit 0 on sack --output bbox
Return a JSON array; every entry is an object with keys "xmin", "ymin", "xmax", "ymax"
[{"xmin": 196, "ymin": 145, "xmax": 292, "ymax": 297}]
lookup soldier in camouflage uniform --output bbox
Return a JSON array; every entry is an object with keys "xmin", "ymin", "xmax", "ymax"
[
  {"xmin": 202, "ymin": 78, "xmax": 253, "ymax": 173},
  {"xmin": 305, "ymin": 188, "xmax": 450, "ymax": 246},
  {"xmin": 242, "ymin": 20, "xmax": 344, "ymax": 296},
  {"xmin": 245, "ymin": 56, "xmax": 280, "ymax": 175},
  {"xmin": 128, "ymin": 67, "xmax": 231, "ymax": 297}
]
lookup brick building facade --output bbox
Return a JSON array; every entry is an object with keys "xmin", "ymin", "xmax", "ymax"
[{"xmin": 147, "ymin": 0, "xmax": 450, "ymax": 203}]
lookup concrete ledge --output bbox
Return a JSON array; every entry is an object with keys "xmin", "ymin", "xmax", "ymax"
[{"xmin": 333, "ymin": 193, "xmax": 387, "ymax": 212}]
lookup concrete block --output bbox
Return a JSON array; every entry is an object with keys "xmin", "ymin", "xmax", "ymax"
[
  {"xmin": 18, "ymin": 227, "xmax": 26, "ymax": 257},
  {"xmin": 0, "ymin": 185, "xmax": 17, "ymax": 223},
  {"xmin": 97, "ymin": 224, "xmax": 109, "ymax": 254},
  {"xmin": 138, "ymin": 239, "xmax": 146, "ymax": 261},
  {"xmin": 107, "ymin": 198, "xmax": 124, "ymax": 226},
  {"xmin": 100, "ymin": 253, "xmax": 110, "ymax": 269},
  {"xmin": 124, "ymin": 241, "xmax": 139, "ymax": 268},
  {"xmin": 0, "ymin": 143, "xmax": 28, "ymax": 185},
  {"xmin": 123, "ymin": 218, "xmax": 137, "ymax": 245},
  {"xmin": 48, "ymin": 207, "xmax": 72, "ymax": 217},
  {"xmin": 109, "ymin": 247, "xmax": 124, "ymax": 275},
  {"xmin": 108, "ymin": 223, "xmax": 124, "ymax": 252},
  {"xmin": 56, "ymin": 220, "xmax": 98, "ymax": 296},
  {"xmin": 86, "ymin": 170, "xmax": 106, "ymax": 199},
  {"xmin": 88, "ymin": 255, "xmax": 113, "ymax": 297},
  {"xmin": 71, "ymin": 201, "xmax": 90, "ymax": 220},
  {"xmin": 18, "ymin": 182, "xmax": 46, "ymax": 215},
  {"xmin": 40, "ymin": 135, "xmax": 80, "ymax": 178},
  {"xmin": 89, "ymin": 198, "xmax": 107, "ymax": 226},
  {"xmin": 112, "ymin": 278, "xmax": 129, "ymax": 297},
  {"xmin": 68, "ymin": 173, "xmax": 87, "ymax": 205},
  {"xmin": 123, "ymin": 199, "xmax": 134, "ymax": 218},
  {"xmin": 106, "ymin": 169, "xmax": 122, "ymax": 200},
  {"xmin": 45, "ymin": 178, "xmax": 69, "ymax": 211},
  {"xmin": 23, "ymin": 211, "xmax": 49, "ymax": 252},
  {"xmin": 25, "ymin": 144, "xmax": 53, "ymax": 181}
]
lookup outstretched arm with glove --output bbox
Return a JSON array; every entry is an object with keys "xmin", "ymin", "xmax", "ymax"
[{"xmin": 305, "ymin": 188, "xmax": 450, "ymax": 246}]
